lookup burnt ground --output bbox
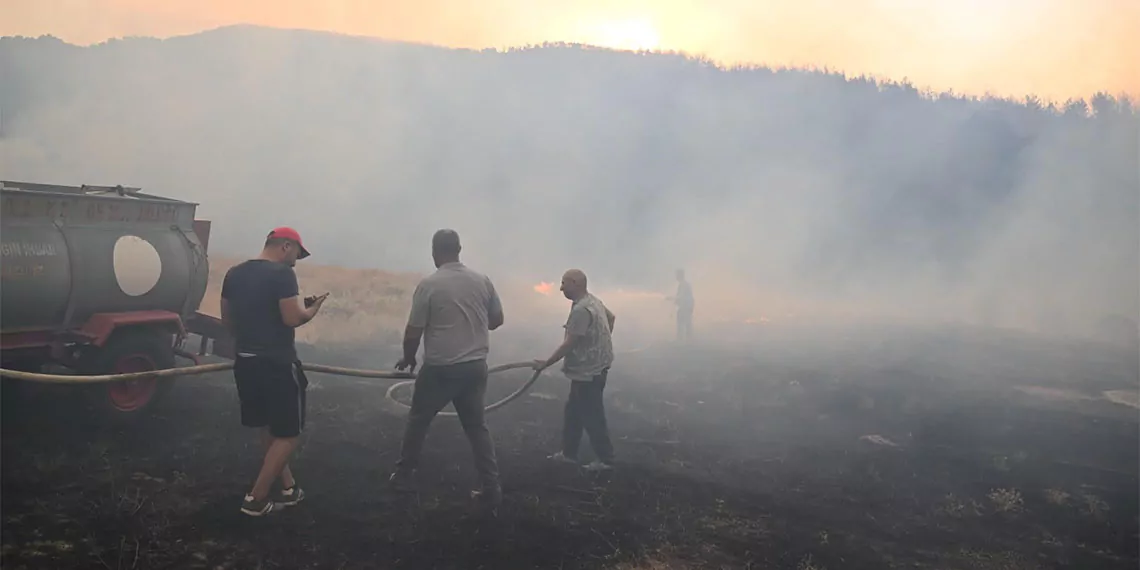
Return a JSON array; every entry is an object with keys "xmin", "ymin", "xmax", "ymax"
[{"xmin": 2, "ymin": 323, "xmax": 1138, "ymax": 570}]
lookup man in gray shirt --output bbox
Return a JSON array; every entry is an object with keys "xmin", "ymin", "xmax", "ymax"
[
  {"xmin": 392, "ymin": 229, "xmax": 504, "ymax": 510},
  {"xmin": 534, "ymin": 269, "xmax": 616, "ymax": 471}
]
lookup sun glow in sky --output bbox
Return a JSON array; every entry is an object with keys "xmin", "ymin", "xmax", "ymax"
[
  {"xmin": 2, "ymin": 0, "xmax": 1137, "ymax": 101},
  {"xmin": 583, "ymin": 18, "xmax": 662, "ymax": 51}
]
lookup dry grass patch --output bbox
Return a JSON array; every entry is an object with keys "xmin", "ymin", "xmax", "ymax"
[
  {"xmin": 987, "ymin": 488, "xmax": 1024, "ymax": 513},
  {"xmin": 1043, "ymin": 488, "xmax": 1071, "ymax": 506},
  {"xmin": 609, "ymin": 545, "xmax": 700, "ymax": 570},
  {"xmin": 611, "ymin": 555, "xmax": 693, "ymax": 570},
  {"xmin": 953, "ymin": 548, "xmax": 1035, "ymax": 570},
  {"xmin": 1082, "ymin": 492, "xmax": 1110, "ymax": 520},
  {"xmin": 201, "ymin": 255, "xmax": 420, "ymax": 345},
  {"xmin": 695, "ymin": 513, "xmax": 768, "ymax": 541},
  {"xmin": 797, "ymin": 554, "xmax": 825, "ymax": 570},
  {"xmin": 940, "ymin": 493, "xmax": 984, "ymax": 518}
]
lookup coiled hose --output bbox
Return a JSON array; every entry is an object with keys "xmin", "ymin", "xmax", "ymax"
[{"xmin": 384, "ymin": 362, "xmax": 543, "ymax": 417}]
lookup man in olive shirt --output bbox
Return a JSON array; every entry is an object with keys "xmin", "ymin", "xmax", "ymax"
[
  {"xmin": 534, "ymin": 269, "xmax": 616, "ymax": 471},
  {"xmin": 392, "ymin": 229, "xmax": 505, "ymax": 510}
]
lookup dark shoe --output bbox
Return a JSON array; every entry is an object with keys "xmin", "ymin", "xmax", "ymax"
[
  {"xmin": 240, "ymin": 494, "xmax": 275, "ymax": 517},
  {"xmin": 470, "ymin": 487, "xmax": 502, "ymax": 516},
  {"xmin": 389, "ymin": 468, "xmax": 416, "ymax": 493},
  {"xmin": 278, "ymin": 485, "xmax": 305, "ymax": 507}
]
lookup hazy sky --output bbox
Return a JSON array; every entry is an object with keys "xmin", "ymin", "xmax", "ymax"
[{"xmin": 3, "ymin": 0, "xmax": 1136, "ymax": 102}]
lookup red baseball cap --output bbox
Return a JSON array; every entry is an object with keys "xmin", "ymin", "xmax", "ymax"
[{"xmin": 267, "ymin": 226, "xmax": 310, "ymax": 259}]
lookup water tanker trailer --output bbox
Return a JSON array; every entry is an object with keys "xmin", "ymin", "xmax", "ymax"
[{"xmin": 0, "ymin": 180, "xmax": 232, "ymax": 422}]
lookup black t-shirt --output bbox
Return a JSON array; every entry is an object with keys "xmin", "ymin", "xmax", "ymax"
[{"xmin": 221, "ymin": 259, "xmax": 300, "ymax": 362}]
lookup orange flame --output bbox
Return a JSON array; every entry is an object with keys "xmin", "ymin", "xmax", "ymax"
[{"xmin": 534, "ymin": 281, "xmax": 554, "ymax": 295}]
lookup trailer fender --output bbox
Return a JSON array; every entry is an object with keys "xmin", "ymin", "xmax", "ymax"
[{"xmin": 80, "ymin": 311, "xmax": 185, "ymax": 347}]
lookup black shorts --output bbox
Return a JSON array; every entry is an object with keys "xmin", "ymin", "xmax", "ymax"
[{"xmin": 233, "ymin": 356, "xmax": 308, "ymax": 438}]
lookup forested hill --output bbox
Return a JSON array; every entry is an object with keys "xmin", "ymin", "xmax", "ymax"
[{"xmin": 1, "ymin": 25, "xmax": 1137, "ymax": 334}]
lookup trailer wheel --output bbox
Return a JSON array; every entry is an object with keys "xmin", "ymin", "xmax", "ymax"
[{"xmin": 82, "ymin": 329, "xmax": 175, "ymax": 422}]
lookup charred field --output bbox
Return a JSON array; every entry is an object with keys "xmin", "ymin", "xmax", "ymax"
[{"xmin": 2, "ymin": 323, "xmax": 1138, "ymax": 570}]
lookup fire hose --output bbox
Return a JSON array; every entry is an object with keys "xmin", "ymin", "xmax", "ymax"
[
  {"xmin": 0, "ymin": 361, "xmax": 539, "ymax": 417},
  {"xmin": 0, "ymin": 347, "xmax": 650, "ymax": 416}
]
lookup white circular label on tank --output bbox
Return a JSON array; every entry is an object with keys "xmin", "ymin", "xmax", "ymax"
[{"xmin": 113, "ymin": 235, "xmax": 163, "ymax": 297}]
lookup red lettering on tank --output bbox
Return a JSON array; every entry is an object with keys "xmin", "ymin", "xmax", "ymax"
[
  {"xmin": 5, "ymin": 197, "xmax": 181, "ymax": 224},
  {"xmin": 83, "ymin": 202, "xmax": 123, "ymax": 222},
  {"xmin": 109, "ymin": 203, "xmax": 125, "ymax": 222},
  {"xmin": 137, "ymin": 204, "xmax": 177, "ymax": 222},
  {"xmin": 0, "ymin": 263, "xmax": 45, "ymax": 280}
]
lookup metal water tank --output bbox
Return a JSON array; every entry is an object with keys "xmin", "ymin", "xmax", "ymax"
[{"xmin": 0, "ymin": 181, "xmax": 209, "ymax": 334}]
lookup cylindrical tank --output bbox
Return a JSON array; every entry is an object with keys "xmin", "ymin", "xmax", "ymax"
[{"xmin": 1, "ymin": 183, "xmax": 209, "ymax": 333}]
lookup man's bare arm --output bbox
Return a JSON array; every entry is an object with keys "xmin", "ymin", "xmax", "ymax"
[
  {"xmin": 540, "ymin": 330, "xmax": 578, "ymax": 370},
  {"xmin": 279, "ymin": 296, "xmax": 321, "ymax": 328},
  {"xmin": 396, "ymin": 283, "xmax": 431, "ymax": 371},
  {"xmin": 402, "ymin": 325, "xmax": 424, "ymax": 363},
  {"xmin": 487, "ymin": 279, "xmax": 504, "ymax": 331}
]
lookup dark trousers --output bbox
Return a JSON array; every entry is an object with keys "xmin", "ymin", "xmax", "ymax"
[
  {"xmin": 677, "ymin": 308, "xmax": 694, "ymax": 341},
  {"xmin": 562, "ymin": 369, "xmax": 615, "ymax": 463},
  {"xmin": 396, "ymin": 359, "xmax": 500, "ymax": 492}
]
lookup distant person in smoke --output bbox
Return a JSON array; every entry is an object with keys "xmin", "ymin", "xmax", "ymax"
[
  {"xmin": 669, "ymin": 268, "xmax": 694, "ymax": 341},
  {"xmin": 220, "ymin": 227, "xmax": 327, "ymax": 517},
  {"xmin": 533, "ymin": 269, "xmax": 617, "ymax": 471},
  {"xmin": 391, "ymin": 229, "xmax": 505, "ymax": 513}
]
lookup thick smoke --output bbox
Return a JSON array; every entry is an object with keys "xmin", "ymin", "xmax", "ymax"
[{"xmin": 1, "ymin": 26, "xmax": 1137, "ymax": 340}]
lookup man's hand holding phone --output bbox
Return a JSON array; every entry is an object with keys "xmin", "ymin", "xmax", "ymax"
[{"xmin": 304, "ymin": 292, "xmax": 330, "ymax": 310}]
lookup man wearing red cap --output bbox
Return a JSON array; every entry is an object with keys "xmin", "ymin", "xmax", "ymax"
[{"xmin": 221, "ymin": 226, "xmax": 328, "ymax": 516}]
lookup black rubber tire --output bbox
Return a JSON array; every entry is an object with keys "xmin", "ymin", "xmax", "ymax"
[{"xmin": 80, "ymin": 329, "xmax": 176, "ymax": 424}]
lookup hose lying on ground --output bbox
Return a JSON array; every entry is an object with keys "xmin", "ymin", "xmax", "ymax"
[
  {"xmin": 0, "ymin": 360, "xmax": 547, "ymax": 416},
  {"xmin": 0, "ymin": 362, "xmax": 413, "ymax": 383},
  {"xmin": 0, "ymin": 345, "xmax": 653, "ymax": 415}
]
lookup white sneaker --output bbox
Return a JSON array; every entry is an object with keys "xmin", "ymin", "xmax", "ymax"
[
  {"xmin": 583, "ymin": 460, "xmax": 614, "ymax": 472},
  {"xmin": 547, "ymin": 452, "xmax": 579, "ymax": 465}
]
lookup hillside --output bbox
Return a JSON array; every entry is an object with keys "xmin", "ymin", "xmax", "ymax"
[{"xmin": 1, "ymin": 26, "xmax": 1137, "ymax": 336}]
